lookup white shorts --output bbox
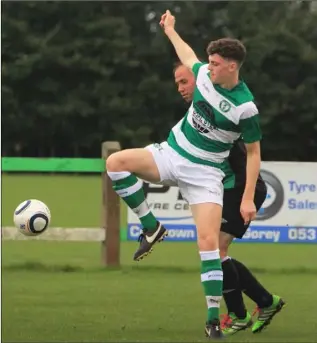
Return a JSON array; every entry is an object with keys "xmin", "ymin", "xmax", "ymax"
[{"xmin": 145, "ymin": 142, "xmax": 224, "ymax": 206}]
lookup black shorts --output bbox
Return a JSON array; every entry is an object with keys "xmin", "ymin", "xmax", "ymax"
[{"xmin": 221, "ymin": 187, "xmax": 267, "ymax": 239}]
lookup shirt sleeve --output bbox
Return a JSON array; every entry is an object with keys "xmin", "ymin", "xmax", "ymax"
[
  {"xmin": 239, "ymin": 103, "xmax": 262, "ymax": 143},
  {"xmin": 192, "ymin": 62, "xmax": 207, "ymax": 79}
]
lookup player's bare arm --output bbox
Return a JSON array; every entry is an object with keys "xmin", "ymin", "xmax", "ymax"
[
  {"xmin": 160, "ymin": 10, "xmax": 199, "ymax": 69},
  {"xmin": 240, "ymin": 141, "xmax": 261, "ymax": 224}
]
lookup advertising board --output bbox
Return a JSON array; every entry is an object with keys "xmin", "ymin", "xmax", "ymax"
[{"xmin": 127, "ymin": 162, "xmax": 317, "ymax": 243}]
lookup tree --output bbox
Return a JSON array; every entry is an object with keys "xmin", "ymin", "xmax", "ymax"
[{"xmin": 2, "ymin": 1, "xmax": 316, "ymax": 161}]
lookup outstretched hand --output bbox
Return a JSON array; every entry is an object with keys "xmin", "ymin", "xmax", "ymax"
[{"xmin": 159, "ymin": 10, "xmax": 175, "ymax": 32}]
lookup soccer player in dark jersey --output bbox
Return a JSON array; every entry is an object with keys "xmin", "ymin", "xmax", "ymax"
[{"xmin": 174, "ymin": 62, "xmax": 285, "ymax": 335}]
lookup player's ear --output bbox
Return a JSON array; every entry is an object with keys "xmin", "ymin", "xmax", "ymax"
[{"xmin": 229, "ymin": 61, "xmax": 237, "ymax": 72}]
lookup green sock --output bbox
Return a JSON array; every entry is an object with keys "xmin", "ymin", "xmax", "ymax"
[
  {"xmin": 200, "ymin": 250, "xmax": 223, "ymax": 322},
  {"xmin": 107, "ymin": 171, "xmax": 157, "ymax": 230}
]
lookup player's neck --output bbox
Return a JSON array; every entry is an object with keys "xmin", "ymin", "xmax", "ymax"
[
  {"xmin": 219, "ymin": 77, "xmax": 239, "ymax": 90},
  {"xmin": 219, "ymin": 74, "xmax": 240, "ymax": 90}
]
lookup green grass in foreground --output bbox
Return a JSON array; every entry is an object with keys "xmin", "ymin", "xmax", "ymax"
[{"xmin": 2, "ymin": 241, "xmax": 317, "ymax": 342}]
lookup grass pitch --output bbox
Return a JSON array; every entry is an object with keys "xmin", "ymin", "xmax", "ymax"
[{"xmin": 2, "ymin": 241, "xmax": 317, "ymax": 342}]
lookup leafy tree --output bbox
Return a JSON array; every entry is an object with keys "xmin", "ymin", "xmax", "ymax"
[{"xmin": 2, "ymin": 1, "xmax": 316, "ymax": 161}]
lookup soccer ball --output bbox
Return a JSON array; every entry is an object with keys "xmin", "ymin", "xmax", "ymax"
[{"xmin": 13, "ymin": 199, "xmax": 51, "ymax": 236}]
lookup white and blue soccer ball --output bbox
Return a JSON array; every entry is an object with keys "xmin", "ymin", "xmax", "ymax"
[{"xmin": 13, "ymin": 199, "xmax": 51, "ymax": 236}]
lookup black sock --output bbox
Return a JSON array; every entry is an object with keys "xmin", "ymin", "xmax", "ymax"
[
  {"xmin": 222, "ymin": 258, "xmax": 247, "ymax": 319},
  {"xmin": 232, "ymin": 258, "xmax": 273, "ymax": 308}
]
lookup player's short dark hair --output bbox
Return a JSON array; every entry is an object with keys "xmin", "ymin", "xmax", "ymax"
[
  {"xmin": 173, "ymin": 61, "xmax": 184, "ymax": 73},
  {"xmin": 206, "ymin": 38, "xmax": 246, "ymax": 66},
  {"xmin": 173, "ymin": 57, "xmax": 206, "ymax": 73}
]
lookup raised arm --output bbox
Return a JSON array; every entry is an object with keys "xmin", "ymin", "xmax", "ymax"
[{"xmin": 160, "ymin": 10, "xmax": 200, "ymax": 70}]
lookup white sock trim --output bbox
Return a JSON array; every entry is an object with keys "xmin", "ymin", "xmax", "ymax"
[
  {"xmin": 201, "ymin": 270, "xmax": 223, "ymax": 282},
  {"xmin": 206, "ymin": 296, "xmax": 222, "ymax": 308},
  {"xmin": 132, "ymin": 200, "xmax": 150, "ymax": 218},
  {"xmin": 116, "ymin": 180, "xmax": 143, "ymax": 198},
  {"xmin": 107, "ymin": 171, "xmax": 131, "ymax": 181},
  {"xmin": 199, "ymin": 250, "xmax": 220, "ymax": 261},
  {"xmin": 221, "ymin": 256, "xmax": 231, "ymax": 262}
]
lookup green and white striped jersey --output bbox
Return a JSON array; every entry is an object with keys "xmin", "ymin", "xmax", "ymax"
[{"xmin": 167, "ymin": 62, "xmax": 262, "ymax": 179}]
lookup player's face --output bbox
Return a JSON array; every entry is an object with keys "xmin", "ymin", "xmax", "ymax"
[
  {"xmin": 174, "ymin": 65, "xmax": 195, "ymax": 102},
  {"xmin": 208, "ymin": 54, "xmax": 237, "ymax": 84}
]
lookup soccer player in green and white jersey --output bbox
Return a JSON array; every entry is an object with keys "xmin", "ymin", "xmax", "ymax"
[
  {"xmin": 106, "ymin": 10, "xmax": 264, "ymax": 339},
  {"xmin": 174, "ymin": 63, "xmax": 285, "ymax": 336}
]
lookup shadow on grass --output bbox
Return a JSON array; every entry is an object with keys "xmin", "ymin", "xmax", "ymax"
[{"xmin": 2, "ymin": 262, "xmax": 317, "ymax": 275}]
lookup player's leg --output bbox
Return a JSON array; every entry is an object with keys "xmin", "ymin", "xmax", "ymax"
[
  {"xmin": 106, "ymin": 143, "xmax": 171, "ymax": 260},
  {"xmin": 220, "ymin": 235, "xmax": 285, "ymax": 335},
  {"xmin": 180, "ymin": 179, "xmax": 224, "ymax": 340},
  {"xmin": 244, "ymin": 188, "xmax": 285, "ymax": 333},
  {"xmin": 231, "ymin": 258, "xmax": 285, "ymax": 333},
  {"xmin": 219, "ymin": 189, "xmax": 251, "ymax": 331},
  {"xmin": 220, "ymin": 232, "xmax": 244, "ymax": 318},
  {"xmin": 191, "ymin": 202, "xmax": 223, "ymax": 339},
  {"xmin": 219, "ymin": 231, "xmax": 253, "ymax": 335},
  {"xmin": 220, "ymin": 188, "xmax": 285, "ymax": 334},
  {"xmin": 232, "ymin": 256, "xmax": 274, "ymax": 310}
]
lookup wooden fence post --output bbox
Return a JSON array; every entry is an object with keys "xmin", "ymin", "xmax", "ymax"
[{"xmin": 101, "ymin": 141, "xmax": 121, "ymax": 267}]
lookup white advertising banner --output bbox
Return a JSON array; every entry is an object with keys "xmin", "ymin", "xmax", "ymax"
[{"xmin": 127, "ymin": 162, "xmax": 317, "ymax": 243}]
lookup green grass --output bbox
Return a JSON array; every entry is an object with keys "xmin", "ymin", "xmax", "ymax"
[
  {"xmin": 2, "ymin": 241, "xmax": 317, "ymax": 342},
  {"xmin": 1, "ymin": 174, "xmax": 127, "ymax": 228}
]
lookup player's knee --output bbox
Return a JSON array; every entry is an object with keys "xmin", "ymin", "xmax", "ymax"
[
  {"xmin": 197, "ymin": 231, "xmax": 219, "ymax": 251},
  {"xmin": 106, "ymin": 152, "xmax": 126, "ymax": 172}
]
